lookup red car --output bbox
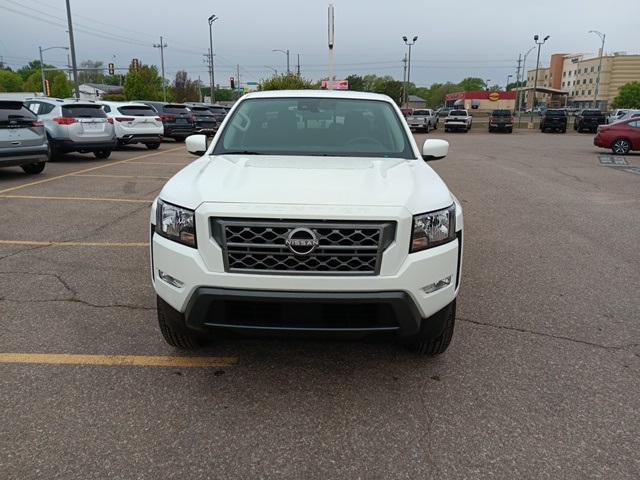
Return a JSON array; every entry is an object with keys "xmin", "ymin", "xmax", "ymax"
[{"xmin": 594, "ymin": 119, "xmax": 640, "ymax": 154}]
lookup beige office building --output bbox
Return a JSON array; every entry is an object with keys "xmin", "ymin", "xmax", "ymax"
[{"xmin": 525, "ymin": 52, "xmax": 640, "ymax": 109}]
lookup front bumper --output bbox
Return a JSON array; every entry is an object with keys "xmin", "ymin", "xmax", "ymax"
[{"xmin": 151, "ymin": 203, "xmax": 463, "ymax": 336}]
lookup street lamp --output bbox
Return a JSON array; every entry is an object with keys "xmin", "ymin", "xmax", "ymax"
[
  {"xmin": 272, "ymin": 49, "xmax": 290, "ymax": 75},
  {"xmin": 38, "ymin": 46, "xmax": 69, "ymax": 95},
  {"xmin": 589, "ymin": 30, "xmax": 606, "ymax": 109},
  {"xmin": 402, "ymin": 35, "xmax": 418, "ymax": 107},
  {"xmin": 519, "ymin": 46, "xmax": 536, "ymax": 115},
  {"xmin": 264, "ymin": 65, "xmax": 278, "ymax": 76},
  {"xmin": 208, "ymin": 14, "xmax": 218, "ymax": 104},
  {"xmin": 505, "ymin": 74, "xmax": 513, "ymax": 91},
  {"xmin": 530, "ymin": 34, "xmax": 550, "ymax": 125}
]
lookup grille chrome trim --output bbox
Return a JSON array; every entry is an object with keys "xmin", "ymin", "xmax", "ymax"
[{"xmin": 211, "ymin": 218, "xmax": 396, "ymax": 276}]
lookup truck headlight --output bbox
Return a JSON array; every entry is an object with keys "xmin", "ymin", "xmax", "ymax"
[
  {"xmin": 410, "ymin": 205, "xmax": 456, "ymax": 252},
  {"xmin": 155, "ymin": 199, "xmax": 197, "ymax": 248}
]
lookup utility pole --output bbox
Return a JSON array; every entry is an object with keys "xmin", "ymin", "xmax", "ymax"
[
  {"xmin": 65, "ymin": 0, "xmax": 80, "ymax": 98},
  {"xmin": 38, "ymin": 47, "xmax": 46, "ymax": 95},
  {"xmin": 296, "ymin": 53, "xmax": 300, "ymax": 76},
  {"xmin": 204, "ymin": 50, "xmax": 212, "ymax": 101},
  {"xmin": 153, "ymin": 36, "xmax": 168, "ymax": 102},
  {"xmin": 589, "ymin": 30, "xmax": 606, "ymax": 109},
  {"xmin": 237, "ymin": 64, "xmax": 241, "ymax": 95},
  {"xmin": 515, "ymin": 54, "xmax": 522, "ymax": 115},
  {"xmin": 518, "ymin": 46, "xmax": 535, "ymax": 127}
]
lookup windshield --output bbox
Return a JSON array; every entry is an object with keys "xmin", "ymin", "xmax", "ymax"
[
  {"xmin": 213, "ymin": 97, "xmax": 415, "ymax": 159},
  {"xmin": 492, "ymin": 110, "xmax": 512, "ymax": 117},
  {"xmin": 546, "ymin": 110, "xmax": 566, "ymax": 116},
  {"xmin": 412, "ymin": 110, "xmax": 430, "ymax": 116},
  {"xmin": 582, "ymin": 110, "xmax": 602, "ymax": 116},
  {"xmin": 449, "ymin": 110, "xmax": 467, "ymax": 116}
]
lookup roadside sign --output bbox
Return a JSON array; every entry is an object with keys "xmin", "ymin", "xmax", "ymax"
[{"xmin": 321, "ymin": 80, "xmax": 348, "ymax": 90}]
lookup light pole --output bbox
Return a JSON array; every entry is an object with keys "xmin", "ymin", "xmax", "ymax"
[
  {"xmin": 208, "ymin": 14, "xmax": 218, "ymax": 103},
  {"xmin": 153, "ymin": 36, "xmax": 168, "ymax": 102},
  {"xmin": 38, "ymin": 46, "xmax": 68, "ymax": 95},
  {"xmin": 485, "ymin": 79, "xmax": 491, "ymax": 91},
  {"xmin": 589, "ymin": 30, "xmax": 606, "ymax": 109},
  {"xmin": 519, "ymin": 46, "xmax": 536, "ymax": 115},
  {"xmin": 505, "ymin": 74, "xmax": 513, "ymax": 91},
  {"xmin": 530, "ymin": 34, "xmax": 550, "ymax": 126},
  {"xmin": 402, "ymin": 35, "xmax": 418, "ymax": 107},
  {"xmin": 272, "ymin": 49, "xmax": 290, "ymax": 74},
  {"xmin": 264, "ymin": 66, "xmax": 278, "ymax": 76}
]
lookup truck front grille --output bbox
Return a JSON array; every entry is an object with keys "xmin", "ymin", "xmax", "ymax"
[{"xmin": 211, "ymin": 218, "xmax": 396, "ymax": 276}]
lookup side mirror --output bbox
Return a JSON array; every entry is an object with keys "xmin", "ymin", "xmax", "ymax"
[
  {"xmin": 186, "ymin": 134, "xmax": 207, "ymax": 156},
  {"xmin": 422, "ymin": 139, "xmax": 449, "ymax": 161}
]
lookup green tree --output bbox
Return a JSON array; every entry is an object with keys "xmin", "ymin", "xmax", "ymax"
[
  {"xmin": 23, "ymin": 69, "xmax": 72, "ymax": 97},
  {"xmin": 124, "ymin": 61, "xmax": 164, "ymax": 100},
  {"xmin": 17, "ymin": 60, "xmax": 46, "ymax": 81},
  {"xmin": 346, "ymin": 74, "xmax": 366, "ymax": 91},
  {"xmin": 259, "ymin": 73, "xmax": 316, "ymax": 91},
  {"xmin": 103, "ymin": 74, "xmax": 123, "ymax": 86},
  {"xmin": 507, "ymin": 80, "xmax": 525, "ymax": 91},
  {"xmin": 458, "ymin": 77, "xmax": 486, "ymax": 91},
  {"xmin": 173, "ymin": 70, "xmax": 200, "ymax": 102},
  {"xmin": 0, "ymin": 70, "xmax": 24, "ymax": 92},
  {"xmin": 613, "ymin": 81, "xmax": 640, "ymax": 109}
]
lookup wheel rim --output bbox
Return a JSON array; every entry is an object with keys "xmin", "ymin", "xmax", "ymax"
[{"xmin": 613, "ymin": 140, "xmax": 630, "ymax": 154}]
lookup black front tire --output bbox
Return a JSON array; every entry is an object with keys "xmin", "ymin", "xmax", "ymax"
[
  {"xmin": 94, "ymin": 150, "xmax": 112, "ymax": 159},
  {"xmin": 21, "ymin": 162, "xmax": 46, "ymax": 174},
  {"xmin": 405, "ymin": 300, "xmax": 456, "ymax": 356},
  {"xmin": 146, "ymin": 143, "xmax": 161, "ymax": 150},
  {"xmin": 157, "ymin": 296, "xmax": 209, "ymax": 349}
]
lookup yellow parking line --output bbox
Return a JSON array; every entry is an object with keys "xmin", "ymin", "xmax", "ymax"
[
  {"xmin": 0, "ymin": 353, "xmax": 239, "ymax": 368},
  {"xmin": 0, "ymin": 195, "xmax": 151, "ymax": 203},
  {"xmin": 0, "ymin": 240, "xmax": 148, "ymax": 247},
  {"xmin": 72, "ymin": 174, "xmax": 171, "ymax": 180},
  {"xmin": 0, "ymin": 146, "xmax": 182, "ymax": 195}
]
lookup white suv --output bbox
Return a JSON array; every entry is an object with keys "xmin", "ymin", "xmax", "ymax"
[
  {"xmin": 99, "ymin": 101, "xmax": 163, "ymax": 149},
  {"xmin": 150, "ymin": 90, "xmax": 463, "ymax": 355}
]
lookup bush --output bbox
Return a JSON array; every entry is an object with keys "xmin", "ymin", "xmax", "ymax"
[{"xmin": 259, "ymin": 74, "xmax": 316, "ymax": 91}]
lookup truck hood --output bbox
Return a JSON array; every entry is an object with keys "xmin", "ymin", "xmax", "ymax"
[{"xmin": 159, "ymin": 154, "xmax": 453, "ymax": 214}]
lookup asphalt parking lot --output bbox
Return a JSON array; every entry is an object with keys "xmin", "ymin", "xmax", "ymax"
[{"xmin": 1, "ymin": 131, "xmax": 639, "ymax": 479}]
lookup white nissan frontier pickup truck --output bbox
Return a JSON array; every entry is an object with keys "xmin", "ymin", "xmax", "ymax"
[{"xmin": 150, "ymin": 90, "xmax": 463, "ymax": 356}]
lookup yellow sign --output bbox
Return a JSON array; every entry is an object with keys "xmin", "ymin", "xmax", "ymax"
[{"xmin": 489, "ymin": 92, "xmax": 500, "ymax": 101}]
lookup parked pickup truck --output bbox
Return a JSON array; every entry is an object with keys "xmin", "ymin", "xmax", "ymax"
[
  {"xmin": 574, "ymin": 109, "xmax": 606, "ymax": 133},
  {"xmin": 539, "ymin": 109, "xmax": 567, "ymax": 133},
  {"xmin": 444, "ymin": 109, "xmax": 472, "ymax": 132},
  {"xmin": 406, "ymin": 109, "xmax": 437, "ymax": 132},
  {"xmin": 150, "ymin": 90, "xmax": 463, "ymax": 356},
  {"xmin": 488, "ymin": 109, "xmax": 514, "ymax": 133}
]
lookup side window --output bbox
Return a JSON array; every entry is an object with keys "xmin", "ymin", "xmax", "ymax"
[
  {"xmin": 628, "ymin": 121, "xmax": 640, "ymax": 128},
  {"xmin": 26, "ymin": 102, "xmax": 40, "ymax": 114},
  {"xmin": 103, "ymin": 105, "xmax": 111, "ymax": 113},
  {"xmin": 38, "ymin": 102, "xmax": 55, "ymax": 115}
]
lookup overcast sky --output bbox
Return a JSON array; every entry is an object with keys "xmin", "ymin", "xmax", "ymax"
[{"xmin": 1, "ymin": 0, "xmax": 639, "ymax": 88}]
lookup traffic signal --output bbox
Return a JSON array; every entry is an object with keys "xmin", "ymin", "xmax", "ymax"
[
  {"xmin": 230, "ymin": 77, "xmax": 235, "ymax": 90},
  {"xmin": 131, "ymin": 58, "xmax": 140, "ymax": 71},
  {"xmin": 108, "ymin": 62, "xmax": 115, "ymax": 75},
  {"xmin": 44, "ymin": 79, "xmax": 51, "ymax": 96}
]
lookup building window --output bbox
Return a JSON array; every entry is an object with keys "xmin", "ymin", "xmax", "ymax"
[
  {"xmin": 563, "ymin": 72, "xmax": 566, "ymax": 77},
  {"xmin": 588, "ymin": 90, "xmax": 592, "ymax": 95},
  {"xmin": 562, "ymin": 81, "xmax": 565, "ymax": 87},
  {"xmin": 591, "ymin": 66, "xmax": 594, "ymax": 72},
  {"xmin": 568, "ymin": 71, "xmax": 572, "ymax": 77},
  {"xmin": 589, "ymin": 78, "xmax": 593, "ymax": 84},
  {"xmin": 577, "ymin": 68, "xmax": 581, "ymax": 74},
  {"xmin": 583, "ymin": 79, "xmax": 587, "ymax": 84}
]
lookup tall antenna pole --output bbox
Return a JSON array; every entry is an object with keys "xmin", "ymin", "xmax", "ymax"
[
  {"xmin": 328, "ymin": 4, "xmax": 335, "ymax": 84},
  {"xmin": 65, "ymin": 0, "xmax": 80, "ymax": 98}
]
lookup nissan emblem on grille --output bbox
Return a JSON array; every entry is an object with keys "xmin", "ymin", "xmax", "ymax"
[{"xmin": 285, "ymin": 228, "xmax": 319, "ymax": 256}]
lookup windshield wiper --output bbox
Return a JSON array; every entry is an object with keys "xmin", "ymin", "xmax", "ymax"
[{"xmin": 221, "ymin": 150, "xmax": 263, "ymax": 155}]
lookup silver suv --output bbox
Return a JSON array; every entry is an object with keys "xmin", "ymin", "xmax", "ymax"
[
  {"xmin": 25, "ymin": 98, "xmax": 116, "ymax": 159},
  {"xmin": 0, "ymin": 100, "xmax": 48, "ymax": 175}
]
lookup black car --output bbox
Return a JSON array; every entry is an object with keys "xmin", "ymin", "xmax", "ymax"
[
  {"xmin": 205, "ymin": 105, "xmax": 229, "ymax": 124},
  {"xmin": 186, "ymin": 105, "xmax": 218, "ymax": 136},
  {"xmin": 539, "ymin": 109, "xmax": 567, "ymax": 133},
  {"xmin": 574, "ymin": 109, "xmax": 606, "ymax": 133},
  {"xmin": 140, "ymin": 102, "xmax": 195, "ymax": 142},
  {"xmin": 488, "ymin": 109, "xmax": 514, "ymax": 133}
]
